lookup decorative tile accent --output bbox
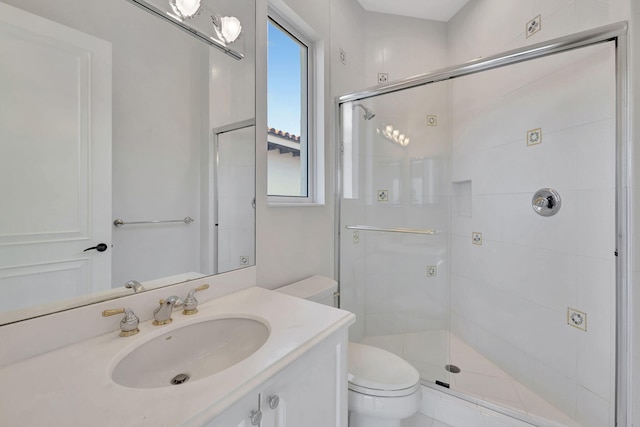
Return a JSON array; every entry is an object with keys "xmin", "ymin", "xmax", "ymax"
[
  {"xmin": 239, "ymin": 256, "xmax": 249, "ymax": 265},
  {"xmin": 378, "ymin": 73, "xmax": 388, "ymax": 84},
  {"xmin": 377, "ymin": 190, "xmax": 389, "ymax": 202},
  {"xmin": 526, "ymin": 15, "xmax": 542, "ymax": 38},
  {"xmin": 472, "ymin": 232, "xmax": 482, "ymax": 245},
  {"xmin": 567, "ymin": 308, "xmax": 587, "ymax": 331},
  {"xmin": 338, "ymin": 48, "xmax": 346, "ymax": 65},
  {"xmin": 427, "ymin": 115, "xmax": 438, "ymax": 126},
  {"xmin": 427, "ymin": 266, "xmax": 437, "ymax": 277},
  {"xmin": 527, "ymin": 127, "xmax": 542, "ymax": 146}
]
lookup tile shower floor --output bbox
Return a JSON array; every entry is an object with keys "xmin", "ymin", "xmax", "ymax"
[{"xmin": 361, "ymin": 331, "xmax": 581, "ymax": 427}]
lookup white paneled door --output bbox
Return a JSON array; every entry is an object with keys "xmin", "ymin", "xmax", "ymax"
[{"xmin": 0, "ymin": 2, "xmax": 112, "ymax": 313}]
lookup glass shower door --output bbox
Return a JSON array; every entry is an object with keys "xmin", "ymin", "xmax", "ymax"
[{"xmin": 338, "ymin": 80, "xmax": 453, "ymax": 387}]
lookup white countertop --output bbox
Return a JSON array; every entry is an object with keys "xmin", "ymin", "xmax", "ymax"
[{"xmin": 0, "ymin": 287, "xmax": 355, "ymax": 427}]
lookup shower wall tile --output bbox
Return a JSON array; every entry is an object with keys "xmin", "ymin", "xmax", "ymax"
[
  {"xmin": 365, "ymin": 311, "xmax": 407, "ymax": 336},
  {"xmin": 576, "ymin": 313, "xmax": 614, "ymax": 401},
  {"xmin": 360, "ymin": 334, "xmax": 405, "ymax": 358},
  {"xmin": 497, "ymin": 244, "xmax": 578, "ymax": 314},
  {"xmin": 575, "ymin": 257, "xmax": 615, "ymax": 401},
  {"xmin": 575, "ymin": 189, "xmax": 616, "ymax": 259},
  {"xmin": 450, "ymin": 311, "xmax": 478, "ymax": 346},
  {"xmin": 531, "ymin": 305, "xmax": 578, "ymax": 379},
  {"xmin": 576, "ymin": 0, "xmax": 611, "ymax": 32},
  {"xmin": 498, "ymin": 338, "xmax": 536, "ymax": 390},
  {"xmin": 452, "ymin": 195, "xmax": 503, "ymax": 241},
  {"xmin": 364, "ymin": 12, "xmax": 448, "ymax": 86},
  {"xmin": 576, "ymin": 386, "xmax": 612, "ymax": 427},
  {"xmin": 500, "ymin": 192, "xmax": 578, "ymax": 255},
  {"xmin": 449, "ymin": 0, "xmax": 576, "ymax": 65},
  {"xmin": 533, "ymin": 361, "xmax": 577, "ymax": 420},
  {"xmin": 574, "ymin": 119, "xmax": 616, "ymax": 191}
]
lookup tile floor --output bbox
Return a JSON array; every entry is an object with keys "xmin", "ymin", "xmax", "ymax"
[
  {"xmin": 361, "ymin": 331, "xmax": 581, "ymax": 427},
  {"xmin": 403, "ymin": 414, "xmax": 455, "ymax": 427}
]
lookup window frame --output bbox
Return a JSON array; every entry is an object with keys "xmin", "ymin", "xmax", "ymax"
[{"xmin": 266, "ymin": 8, "xmax": 320, "ymax": 205}]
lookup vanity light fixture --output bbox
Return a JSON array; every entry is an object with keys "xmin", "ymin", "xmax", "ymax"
[
  {"xmin": 170, "ymin": 0, "xmax": 201, "ymax": 19},
  {"xmin": 212, "ymin": 14, "xmax": 242, "ymax": 44},
  {"xmin": 125, "ymin": 0, "xmax": 244, "ymax": 59}
]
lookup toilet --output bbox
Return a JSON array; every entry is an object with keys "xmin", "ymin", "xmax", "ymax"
[{"xmin": 276, "ymin": 276, "xmax": 422, "ymax": 426}]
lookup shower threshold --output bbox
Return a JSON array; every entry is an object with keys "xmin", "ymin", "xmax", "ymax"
[{"xmin": 361, "ymin": 331, "xmax": 581, "ymax": 427}]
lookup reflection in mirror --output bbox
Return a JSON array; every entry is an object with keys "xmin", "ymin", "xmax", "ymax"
[
  {"xmin": 126, "ymin": 0, "xmax": 245, "ymax": 59},
  {"xmin": 0, "ymin": 0, "xmax": 255, "ymax": 325},
  {"xmin": 213, "ymin": 121, "xmax": 256, "ymax": 274}
]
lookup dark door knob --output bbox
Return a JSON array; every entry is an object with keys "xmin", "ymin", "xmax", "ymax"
[{"xmin": 83, "ymin": 243, "xmax": 108, "ymax": 252}]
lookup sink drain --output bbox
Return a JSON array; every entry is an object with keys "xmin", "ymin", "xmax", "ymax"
[
  {"xmin": 445, "ymin": 364, "xmax": 461, "ymax": 374},
  {"xmin": 170, "ymin": 373, "xmax": 190, "ymax": 385}
]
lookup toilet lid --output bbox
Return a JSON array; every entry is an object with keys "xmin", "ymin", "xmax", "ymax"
[{"xmin": 348, "ymin": 342, "xmax": 419, "ymax": 392}]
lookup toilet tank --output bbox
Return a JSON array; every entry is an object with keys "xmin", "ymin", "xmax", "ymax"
[{"xmin": 275, "ymin": 275, "xmax": 338, "ymax": 307}]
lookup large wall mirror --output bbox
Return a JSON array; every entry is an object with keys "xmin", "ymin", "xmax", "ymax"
[{"xmin": 0, "ymin": 0, "xmax": 255, "ymax": 325}]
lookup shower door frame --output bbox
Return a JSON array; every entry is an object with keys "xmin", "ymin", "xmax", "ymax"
[{"xmin": 334, "ymin": 21, "xmax": 630, "ymax": 426}]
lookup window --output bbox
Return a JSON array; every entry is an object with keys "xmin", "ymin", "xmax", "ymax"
[{"xmin": 267, "ymin": 13, "xmax": 315, "ymax": 201}]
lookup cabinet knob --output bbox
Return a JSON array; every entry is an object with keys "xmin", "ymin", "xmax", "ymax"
[
  {"xmin": 249, "ymin": 409, "xmax": 262, "ymax": 426},
  {"xmin": 267, "ymin": 395, "xmax": 280, "ymax": 410}
]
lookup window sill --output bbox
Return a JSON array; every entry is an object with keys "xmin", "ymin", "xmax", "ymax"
[{"xmin": 267, "ymin": 200, "xmax": 325, "ymax": 207}]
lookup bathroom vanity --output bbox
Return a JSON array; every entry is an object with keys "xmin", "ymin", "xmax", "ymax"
[{"xmin": 0, "ymin": 287, "xmax": 354, "ymax": 426}]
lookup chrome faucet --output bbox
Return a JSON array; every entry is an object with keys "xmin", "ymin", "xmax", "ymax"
[
  {"xmin": 153, "ymin": 296, "xmax": 183, "ymax": 325},
  {"xmin": 124, "ymin": 280, "xmax": 145, "ymax": 293}
]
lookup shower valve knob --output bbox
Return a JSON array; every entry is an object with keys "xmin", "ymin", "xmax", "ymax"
[{"xmin": 531, "ymin": 188, "xmax": 561, "ymax": 217}]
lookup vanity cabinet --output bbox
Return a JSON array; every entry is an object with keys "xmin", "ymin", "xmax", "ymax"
[{"xmin": 201, "ymin": 330, "xmax": 348, "ymax": 427}]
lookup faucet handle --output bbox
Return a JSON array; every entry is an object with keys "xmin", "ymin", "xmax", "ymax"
[
  {"xmin": 102, "ymin": 307, "xmax": 140, "ymax": 337},
  {"xmin": 183, "ymin": 284, "xmax": 210, "ymax": 315}
]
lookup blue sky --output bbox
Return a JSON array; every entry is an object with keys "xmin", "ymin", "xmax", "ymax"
[{"xmin": 267, "ymin": 20, "xmax": 304, "ymax": 136}]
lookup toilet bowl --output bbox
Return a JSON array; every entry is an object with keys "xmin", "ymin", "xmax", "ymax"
[
  {"xmin": 348, "ymin": 342, "xmax": 421, "ymax": 427},
  {"xmin": 276, "ymin": 276, "xmax": 422, "ymax": 426}
]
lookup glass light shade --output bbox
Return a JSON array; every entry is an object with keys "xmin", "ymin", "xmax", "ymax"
[
  {"xmin": 170, "ymin": 0, "xmax": 201, "ymax": 19},
  {"xmin": 214, "ymin": 16, "xmax": 242, "ymax": 44}
]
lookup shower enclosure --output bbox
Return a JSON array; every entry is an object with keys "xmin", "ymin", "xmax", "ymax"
[{"xmin": 337, "ymin": 23, "xmax": 628, "ymax": 427}]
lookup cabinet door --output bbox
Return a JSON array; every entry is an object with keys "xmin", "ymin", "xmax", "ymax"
[
  {"xmin": 201, "ymin": 393, "xmax": 259, "ymax": 427},
  {"xmin": 260, "ymin": 338, "xmax": 345, "ymax": 427}
]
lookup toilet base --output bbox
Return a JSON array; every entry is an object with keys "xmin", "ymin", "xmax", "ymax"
[
  {"xmin": 349, "ymin": 412, "xmax": 402, "ymax": 427},
  {"xmin": 347, "ymin": 387, "xmax": 421, "ymax": 427}
]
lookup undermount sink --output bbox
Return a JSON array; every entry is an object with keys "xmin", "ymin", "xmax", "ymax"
[{"xmin": 111, "ymin": 317, "xmax": 270, "ymax": 389}]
